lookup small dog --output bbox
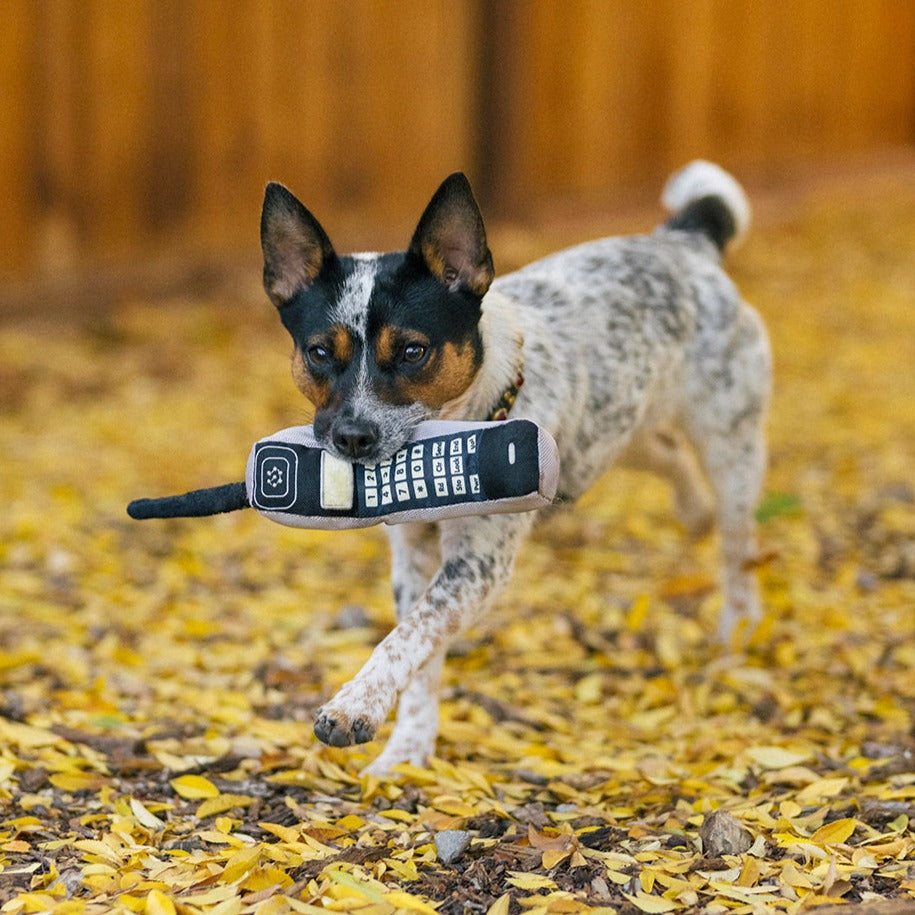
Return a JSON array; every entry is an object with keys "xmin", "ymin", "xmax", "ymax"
[{"xmin": 260, "ymin": 161, "xmax": 771, "ymax": 775}]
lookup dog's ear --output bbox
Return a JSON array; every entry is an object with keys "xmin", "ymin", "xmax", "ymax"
[
  {"xmin": 261, "ymin": 182, "xmax": 335, "ymax": 307},
  {"xmin": 409, "ymin": 173, "xmax": 494, "ymax": 296}
]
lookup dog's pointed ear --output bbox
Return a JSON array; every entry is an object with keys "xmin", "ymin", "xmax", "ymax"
[
  {"xmin": 260, "ymin": 182, "xmax": 335, "ymax": 307},
  {"xmin": 409, "ymin": 173, "xmax": 494, "ymax": 296}
]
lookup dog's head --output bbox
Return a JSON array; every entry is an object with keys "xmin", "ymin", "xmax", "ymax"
[{"xmin": 261, "ymin": 173, "xmax": 494, "ymax": 463}]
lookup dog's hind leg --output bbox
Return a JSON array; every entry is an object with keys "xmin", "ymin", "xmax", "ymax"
[
  {"xmin": 619, "ymin": 426, "xmax": 716, "ymax": 537},
  {"xmin": 363, "ymin": 523, "xmax": 444, "ymax": 776},
  {"xmin": 683, "ymin": 305, "xmax": 771, "ymax": 643}
]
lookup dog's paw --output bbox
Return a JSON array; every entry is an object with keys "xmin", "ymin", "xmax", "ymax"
[{"xmin": 313, "ymin": 709, "xmax": 377, "ymax": 747}]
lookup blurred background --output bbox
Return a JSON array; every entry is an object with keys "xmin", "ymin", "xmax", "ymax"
[{"xmin": 1, "ymin": 0, "xmax": 913, "ymax": 316}]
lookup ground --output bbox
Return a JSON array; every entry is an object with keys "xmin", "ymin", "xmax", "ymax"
[{"xmin": 0, "ymin": 176, "xmax": 913, "ymax": 914}]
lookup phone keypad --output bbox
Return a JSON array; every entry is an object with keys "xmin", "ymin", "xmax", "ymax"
[{"xmin": 359, "ymin": 431, "xmax": 481, "ymax": 513}]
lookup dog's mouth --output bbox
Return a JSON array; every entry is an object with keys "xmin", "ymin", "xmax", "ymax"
[
  {"xmin": 319, "ymin": 423, "xmax": 411, "ymax": 467},
  {"xmin": 318, "ymin": 404, "xmax": 430, "ymax": 466}
]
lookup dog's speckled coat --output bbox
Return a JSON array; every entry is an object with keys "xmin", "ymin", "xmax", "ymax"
[{"xmin": 260, "ymin": 162, "xmax": 771, "ymax": 775}]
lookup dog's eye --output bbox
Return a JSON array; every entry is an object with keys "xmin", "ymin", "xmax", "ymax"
[
  {"xmin": 402, "ymin": 343, "xmax": 427, "ymax": 365},
  {"xmin": 307, "ymin": 344, "xmax": 331, "ymax": 366}
]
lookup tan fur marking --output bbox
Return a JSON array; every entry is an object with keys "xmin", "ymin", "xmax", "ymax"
[
  {"xmin": 291, "ymin": 347, "xmax": 331, "ymax": 410},
  {"xmin": 400, "ymin": 341, "xmax": 479, "ymax": 408},
  {"xmin": 375, "ymin": 325, "xmax": 399, "ymax": 366},
  {"xmin": 421, "ymin": 242, "xmax": 447, "ymax": 283},
  {"xmin": 330, "ymin": 325, "xmax": 354, "ymax": 363}
]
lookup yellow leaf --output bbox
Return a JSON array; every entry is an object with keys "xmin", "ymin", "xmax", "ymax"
[
  {"xmin": 737, "ymin": 855, "xmax": 760, "ymax": 887},
  {"xmin": 130, "ymin": 797, "xmax": 165, "ymax": 830},
  {"xmin": 325, "ymin": 870, "xmax": 386, "ymax": 903},
  {"xmin": 810, "ymin": 818, "xmax": 857, "ymax": 845},
  {"xmin": 795, "ymin": 777, "xmax": 849, "ymax": 804},
  {"xmin": 377, "ymin": 808, "xmax": 414, "ymax": 822},
  {"xmin": 144, "ymin": 890, "xmax": 176, "ymax": 915},
  {"xmin": 0, "ymin": 720, "xmax": 60, "ymax": 748},
  {"xmin": 432, "ymin": 795, "xmax": 477, "ymax": 817},
  {"xmin": 506, "ymin": 872, "xmax": 557, "ymax": 891},
  {"xmin": 382, "ymin": 891, "xmax": 438, "ymax": 913},
  {"xmin": 196, "ymin": 793, "xmax": 255, "ymax": 818},
  {"xmin": 258, "ymin": 821, "xmax": 300, "ymax": 843},
  {"xmin": 622, "ymin": 893, "xmax": 678, "ymax": 913},
  {"xmin": 221, "ymin": 845, "xmax": 262, "ymax": 883},
  {"xmin": 241, "ymin": 865, "xmax": 294, "ymax": 892},
  {"xmin": 48, "ymin": 771, "xmax": 108, "ymax": 792},
  {"xmin": 626, "ymin": 594, "xmax": 651, "ymax": 631},
  {"xmin": 170, "ymin": 774, "xmax": 220, "ymax": 799},
  {"xmin": 745, "ymin": 746, "xmax": 811, "ymax": 769},
  {"xmin": 486, "ymin": 894, "xmax": 511, "ymax": 915},
  {"xmin": 607, "ymin": 870, "xmax": 633, "ymax": 885},
  {"xmin": 541, "ymin": 849, "xmax": 571, "ymax": 870},
  {"xmin": 574, "ymin": 672, "xmax": 603, "ymax": 704}
]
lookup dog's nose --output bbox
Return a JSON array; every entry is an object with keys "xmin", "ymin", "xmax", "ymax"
[{"xmin": 332, "ymin": 419, "xmax": 380, "ymax": 460}]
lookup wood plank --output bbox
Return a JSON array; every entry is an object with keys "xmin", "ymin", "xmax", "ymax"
[
  {"xmin": 0, "ymin": 1, "xmax": 35, "ymax": 278},
  {"xmin": 74, "ymin": 0, "xmax": 153, "ymax": 259}
]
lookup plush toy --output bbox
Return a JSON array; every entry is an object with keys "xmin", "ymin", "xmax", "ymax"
[{"xmin": 128, "ymin": 419, "xmax": 559, "ymax": 530}]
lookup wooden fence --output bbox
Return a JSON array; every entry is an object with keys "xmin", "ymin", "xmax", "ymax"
[{"xmin": 1, "ymin": 0, "xmax": 913, "ymax": 286}]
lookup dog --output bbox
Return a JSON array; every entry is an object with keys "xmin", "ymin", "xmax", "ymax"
[{"xmin": 259, "ymin": 161, "xmax": 771, "ymax": 775}]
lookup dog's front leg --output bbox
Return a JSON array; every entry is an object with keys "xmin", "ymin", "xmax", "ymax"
[
  {"xmin": 362, "ymin": 523, "xmax": 443, "ymax": 775},
  {"xmin": 314, "ymin": 512, "xmax": 533, "ymax": 751}
]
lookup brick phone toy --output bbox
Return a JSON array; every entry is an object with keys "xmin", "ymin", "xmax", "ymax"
[{"xmin": 128, "ymin": 420, "xmax": 560, "ymax": 530}]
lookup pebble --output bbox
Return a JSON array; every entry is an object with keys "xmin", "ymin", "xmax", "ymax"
[
  {"xmin": 435, "ymin": 829, "xmax": 473, "ymax": 864},
  {"xmin": 699, "ymin": 809, "xmax": 753, "ymax": 857}
]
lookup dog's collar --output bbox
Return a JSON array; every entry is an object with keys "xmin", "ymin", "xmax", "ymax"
[{"xmin": 487, "ymin": 358, "xmax": 525, "ymax": 421}]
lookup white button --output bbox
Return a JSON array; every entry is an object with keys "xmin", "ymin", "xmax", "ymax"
[
  {"xmin": 381, "ymin": 485, "xmax": 393, "ymax": 505},
  {"xmin": 450, "ymin": 456, "xmax": 463, "ymax": 475},
  {"xmin": 432, "ymin": 441, "xmax": 445, "ymax": 457},
  {"xmin": 470, "ymin": 475, "xmax": 480, "ymax": 494},
  {"xmin": 411, "ymin": 461, "xmax": 424, "ymax": 478},
  {"xmin": 364, "ymin": 468, "xmax": 376, "ymax": 487},
  {"xmin": 467, "ymin": 434, "xmax": 477, "ymax": 453},
  {"xmin": 450, "ymin": 438, "xmax": 462, "ymax": 454},
  {"xmin": 380, "ymin": 466, "xmax": 391, "ymax": 484},
  {"xmin": 434, "ymin": 478, "xmax": 448, "ymax": 497},
  {"xmin": 414, "ymin": 480, "xmax": 428, "ymax": 498},
  {"xmin": 394, "ymin": 463, "xmax": 407, "ymax": 481},
  {"xmin": 411, "ymin": 444, "xmax": 424, "ymax": 459},
  {"xmin": 453, "ymin": 477, "xmax": 466, "ymax": 495},
  {"xmin": 365, "ymin": 488, "xmax": 379, "ymax": 507},
  {"xmin": 396, "ymin": 481, "xmax": 410, "ymax": 501},
  {"xmin": 432, "ymin": 458, "xmax": 446, "ymax": 476}
]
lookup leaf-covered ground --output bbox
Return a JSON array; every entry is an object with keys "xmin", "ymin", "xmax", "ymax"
[{"xmin": 1, "ymin": 178, "xmax": 913, "ymax": 914}]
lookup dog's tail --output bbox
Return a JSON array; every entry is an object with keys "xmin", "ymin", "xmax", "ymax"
[{"xmin": 661, "ymin": 160, "xmax": 750, "ymax": 252}]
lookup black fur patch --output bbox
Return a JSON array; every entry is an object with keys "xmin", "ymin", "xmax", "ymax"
[{"xmin": 665, "ymin": 196, "xmax": 736, "ymax": 251}]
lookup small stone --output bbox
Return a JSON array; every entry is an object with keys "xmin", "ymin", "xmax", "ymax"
[
  {"xmin": 699, "ymin": 809, "xmax": 753, "ymax": 857},
  {"xmin": 435, "ymin": 829, "xmax": 473, "ymax": 864}
]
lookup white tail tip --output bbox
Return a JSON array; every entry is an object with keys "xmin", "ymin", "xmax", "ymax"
[{"xmin": 662, "ymin": 160, "xmax": 751, "ymax": 248}]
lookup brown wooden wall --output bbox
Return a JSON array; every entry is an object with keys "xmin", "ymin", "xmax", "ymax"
[
  {"xmin": 1, "ymin": 0, "xmax": 913, "ymax": 285},
  {"xmin": 483, "ymin": 0, "xmax": 915, "ymax": 213}
]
